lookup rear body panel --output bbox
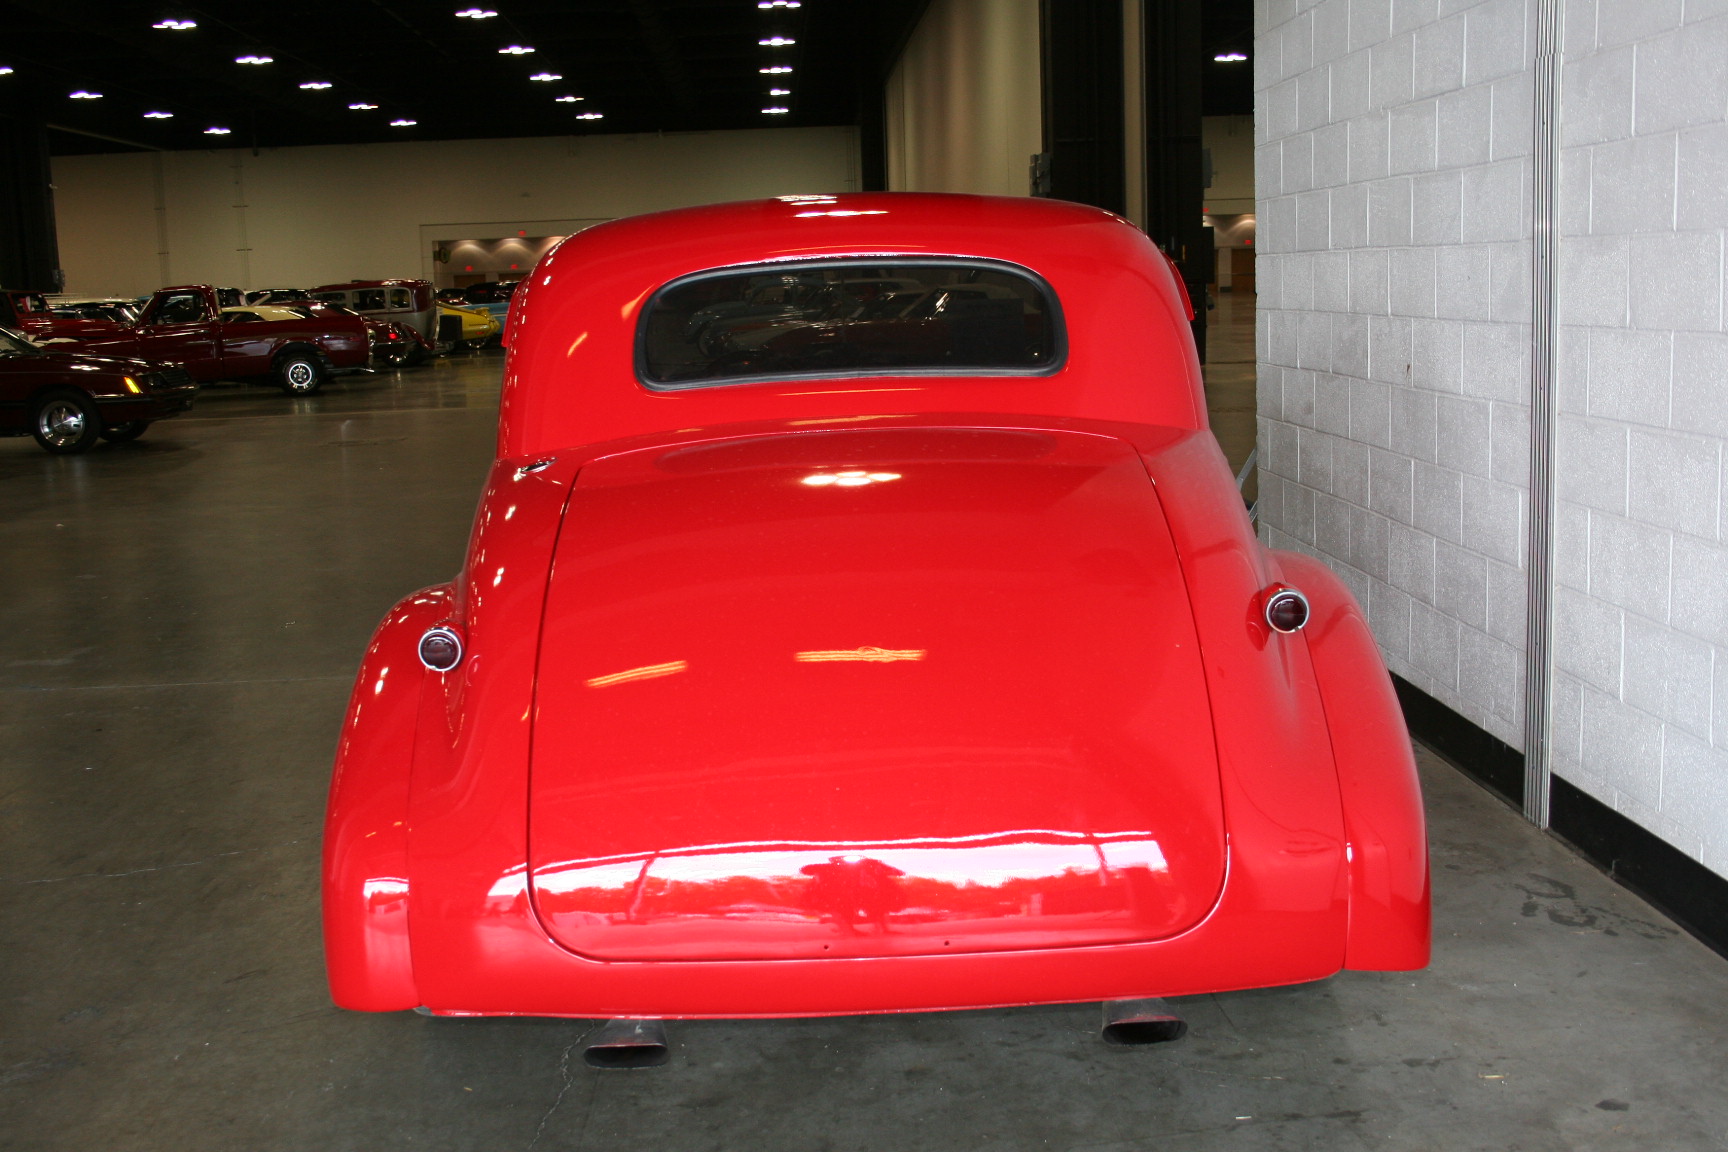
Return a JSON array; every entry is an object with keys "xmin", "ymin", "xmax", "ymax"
[
  {"xmin": 526, "ymin": 430, "xmax": 1225, "ymax": 962},
  {"xmin": 325, "ymin": 195, "xmax": 1426, "ymax": 1020}
]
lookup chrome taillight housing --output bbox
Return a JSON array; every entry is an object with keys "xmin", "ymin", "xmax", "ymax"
[
  {"xmin": 418, "ymin": 625, "xmax": 464, "ymax": 671},
  {"xmin": 1263, "ymin": 586, "xmax": 1310, "ymax": 633}
]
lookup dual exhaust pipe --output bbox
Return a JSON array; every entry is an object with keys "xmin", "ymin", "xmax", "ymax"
[{"xmin": 579, "ymin": 998, "xmax": 1186, "ymax": 1069}]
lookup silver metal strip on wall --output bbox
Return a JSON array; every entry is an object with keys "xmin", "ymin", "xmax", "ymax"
[{"xmin": 1523, "ymin": 0, "xmax": 1563, "ymax": 828}]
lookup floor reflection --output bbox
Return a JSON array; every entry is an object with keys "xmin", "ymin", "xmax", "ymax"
[{"xmin": 175, "ymin": 348, "xmax": 506, "ymax": 422}]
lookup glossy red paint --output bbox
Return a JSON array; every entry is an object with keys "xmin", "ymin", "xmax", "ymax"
[
  {"xmin": 324, "ymin": 193, "xmax": 1428, "ymax": 1019},
  {"xmin": 528, "ymin": 429, "xmax": 1225, "ymax": 962}
]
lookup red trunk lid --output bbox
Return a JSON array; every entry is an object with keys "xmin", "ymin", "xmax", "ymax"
[{"xmin": 527, "ymin": 427, "xmax": 1225, "ymax": 961}]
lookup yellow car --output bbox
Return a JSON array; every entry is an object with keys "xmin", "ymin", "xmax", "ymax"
[{"xmin": 437, "ymin": 304, "xmax": 502, "ymax": 349}]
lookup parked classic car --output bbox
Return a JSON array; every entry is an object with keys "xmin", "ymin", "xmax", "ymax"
[
  {"xmin": 220, "ymin": 305, "xmax": 420, "ymax": 368},
  {"xmin": 1, "ymin": 289, "xmax": 127, "ymax": 342},
  {"xmin": 449, "ymin": 280, "xmax": 521, "ymax": 328},
  {"xmin": 46, "ymin": 296, "xmax": 144, "ymax": 326},
  {"xmin": 308, "ymin": 280, "xmax": 438, "ymax": 359},
  {"xmin": 64, "ymin": 285, "xmax": 372, "ymax": 394},
  {"xmin": 324, "ymin": 194, "xmax": 1429, "ymax": 1062},
  {"xmin": 438, "ymin": 303, "xmax": 502, "ymax": 348},
  {"xmin": 245, "ymin": 287, "xmax": 310, "ymax": 305},
  {"xmin": 0, "ymin": 325, "xmax": 196, "ymax": 453}
]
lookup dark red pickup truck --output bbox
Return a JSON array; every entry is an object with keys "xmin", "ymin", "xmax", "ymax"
[{"xmin": 63, "ymin": 284, "xmax": 373, "ymax": 394}]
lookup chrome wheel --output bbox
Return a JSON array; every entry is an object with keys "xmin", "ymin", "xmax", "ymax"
[
  {"xmin": 30, "ymin": 390, "xmax": 102, "ymax": 454},
  {"xmin": 285, "ymin": 361, "xmax": 317, "ymax": 391},
  {"xmin": 276, "ymin": 354, "xmax": 325, "ymax": 395},
  {"xmin": 38, "ymin": 401, "xmax": 87, "ymax": 448}
]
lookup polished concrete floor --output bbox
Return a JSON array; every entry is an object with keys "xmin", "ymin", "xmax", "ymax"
[{"xmin": 5, "ymin": 343, "xmax": 1728, "ymax": 1151}]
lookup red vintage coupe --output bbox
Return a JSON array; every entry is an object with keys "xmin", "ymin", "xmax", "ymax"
[{"xmin": 324, "ymin": 194, "xmax": 1428, "ymax": 1064}]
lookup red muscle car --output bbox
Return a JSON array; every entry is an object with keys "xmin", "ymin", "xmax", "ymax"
[
  {"xmin": 324, "ymin": 194, "xmax": 1429, "ymax": 1064},
  {"xmin": 65, "ymin": 285, "xmax": 372, "ymax": 394},
  {"xmin": 0, "ymin": 326, "xmax": 196, "ymax": 453}
]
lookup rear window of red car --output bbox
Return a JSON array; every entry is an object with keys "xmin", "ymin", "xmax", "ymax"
[{"xmin": 638, "ymin": 259, "xmax": 1062, "ymax": 389}]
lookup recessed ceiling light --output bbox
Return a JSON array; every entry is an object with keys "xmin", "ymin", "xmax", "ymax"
[
  {"xmin": 69, "ymin": 90, "xmax": 102, "ymax": 99},
  {"xmin": 152, "ymin": 18, "xmax": 197, "ymax": 30},
  {"xmin": 1214, "ymin": 52, "xmax": 1248, "ymax": 62},
  {"xmin": 390, "ymin": 118, "xmax": 416, "ymax": 127},
  {"xmin": 762, "ymin": 106, "xmax": 789, "ymax": 115},
  {"xmin": 553, "ymin": 95, "xmax": 582, "ymax": 103},
  {"xmin": 299, "ymin": 81, "xmax": 333, "ymax": 90},
  {"xmin": 455, "ymin": 7, "xmax": 497, "ymax": 16},
  {"xmin": 499, "ymin": 45, "xmax": 535, "ymax": 55},
  {"xmin": 759, "ymin": 36, "xmax": 795, "ymax": 47},
  {"xmin": 769, "ymin": 87, "xmax": 790, "ymax": 96},
  {"xmin": 235, "ymin": 55, "xmax": 273, "ymax": 65},
  {"xmin": 348, "ymin": 102, "xmax": 378, "ymax": 110},
  {"xmin": 143, "ymin": 110, "xmax": 173, "ymax": 119},
  {"xmin": 205, "ymin": 126, "xmax": 231, "ymax": 135},
  {"xmin": 529, "ymin": 72, "xmax": 562, "ymax": 81},
  {"xmin": 760, "ymin": 66, "xmax": 792, "ymax": 74},
  {"xmin": 575, "ymin": 112, "xmax": 603, "ymax": 120}
]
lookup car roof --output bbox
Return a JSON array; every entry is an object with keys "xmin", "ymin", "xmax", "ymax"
[
  {"xmin": 308, "ymin": 279, "xmax": 431, "ymax": 291},
  {"xmin": 498, "ymin": 192, "xmax": 1204, "ymax": 459}
]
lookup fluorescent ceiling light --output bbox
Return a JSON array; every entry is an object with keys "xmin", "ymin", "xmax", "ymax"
[
  {"xmin": 455, "ymin": 7, "xmax": 497, "ymax": 16},
  {"xmin": 554, "ymin": 95, "xmax": 582, "ymax": 103},
  {"xmin": 762, "ymin": 107, "xmax": 789, "ymax": 115},
  {"xmin": 205, "ymin": 126, "xmax": 231, "ymax": 135},
  {"xmin": 758, "ymin": 1, "xmax": 801, "ymax": 7},
  {"xmin": 760, "ymin": 66, "xmax": 792, "ymax": 74},
  {"xmin": 759, "ymin": 36, "xmax": 795, "ymax": 46},
  {"xmin": 499, "ymin": 45, "xmax": 535, "ymax": 55},
  {"xmin": 348, "ymin": 102, "xmax": 378, "ymax": 110},
  {"xmin": 575, "ymin": 112, "xmax": 603, "ymax": 120},
  {"xmin": 69, "ymin": 90, "xmax": 102, "ymax": 99},
  {"xmin": 0, "ymin": 67, "xmax": 15, "ymax": 76},
  {"xmin": 769, "ymin": 87, "xmax": 790, "ymax": 96},
  {"xmin": 1214, "ymin": 52, "xmax": 1248, "ymax": 62},
  {"xmin": 152, "ymin": 19, "xmax": 197, "ymax": 30},
  {"xmin": 529, "ymin": 72, "xmax": 562, "ymax": 81},
  {"xmin": 299, "ymin": 81, "xmax": 333, "ymax": 90},
  {"xmin": 235, "ymin": 55, "xmax": 273, "ymax": 65},
  {"xmin": 390, "ymin": 119, "xmax": 416, "ymax": 127},
  {"xmin": 143, "ymin": 110, "xmax": 174, "ymax": 119}
]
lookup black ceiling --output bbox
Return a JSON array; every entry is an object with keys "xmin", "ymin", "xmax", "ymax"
[
  {"xmin": 1, "ymin": 0, "xmax": 930, "ymax": 154},
  {"xmin": 0, "ymin": 0, "xmax": 1253, "ymax": 157}
]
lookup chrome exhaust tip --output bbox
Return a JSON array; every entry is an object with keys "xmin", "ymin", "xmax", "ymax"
[
  {"xmin": 583, "ymin": 1018, "xmax": 669, "ymax": 1069},
  {"xmin": 1101, "ymin": 998, "xmax": 1188, "ymax": 1046}
]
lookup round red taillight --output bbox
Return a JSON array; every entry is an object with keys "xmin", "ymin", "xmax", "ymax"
[
  {"xmin": 418, "ymin": 626, "xmax": 464, "ymax": 671},
  {"xmin": 1264, "ymin": 587, "xmax": 1310, "ymax": 633}
]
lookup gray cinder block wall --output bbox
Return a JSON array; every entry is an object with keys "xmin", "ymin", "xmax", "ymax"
[{"xmin": 1256, "ymin": 0, "xmax": 1728, "ymax": 878}]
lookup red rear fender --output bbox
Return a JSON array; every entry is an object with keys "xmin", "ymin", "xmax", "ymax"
[
  {"xmin": 322, "ymin": 585, "xmax": 451, "ymax": 1011},
  {"xmin": 1274, "ymin": 552, "xmax": 1431, "ymax": 970}
]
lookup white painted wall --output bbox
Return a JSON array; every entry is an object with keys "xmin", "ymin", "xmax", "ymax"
[
  {"xmin": 885, "ymin": 0, "xmax": 1042, "ymax": 195},
  {"xmin": 51, "ymin": 127, "xmax": 859, "ymax": 297},
  {"xmin": 1549, "ymin": 1, "xmax": 1728, "ymax": 872},
  {"xmin": 1257, "ymin": 0, "xmax": 1728, "ymax": 878}
]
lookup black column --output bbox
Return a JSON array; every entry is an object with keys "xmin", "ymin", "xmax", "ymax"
[
  {"xmin": 1142, "ymin": 0, "xmax": 1211, "ymax": 360},
  {"xmin": 859, "ymin": 92, "xmax": 888, "ymax": 193},
  {"xmin": 0, "ymin": 109, "xmax": 62, "ymax": 293},
  {"xmin": 1038, "ymin": 0, "xmax": 1125, "ymax": 215}
]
